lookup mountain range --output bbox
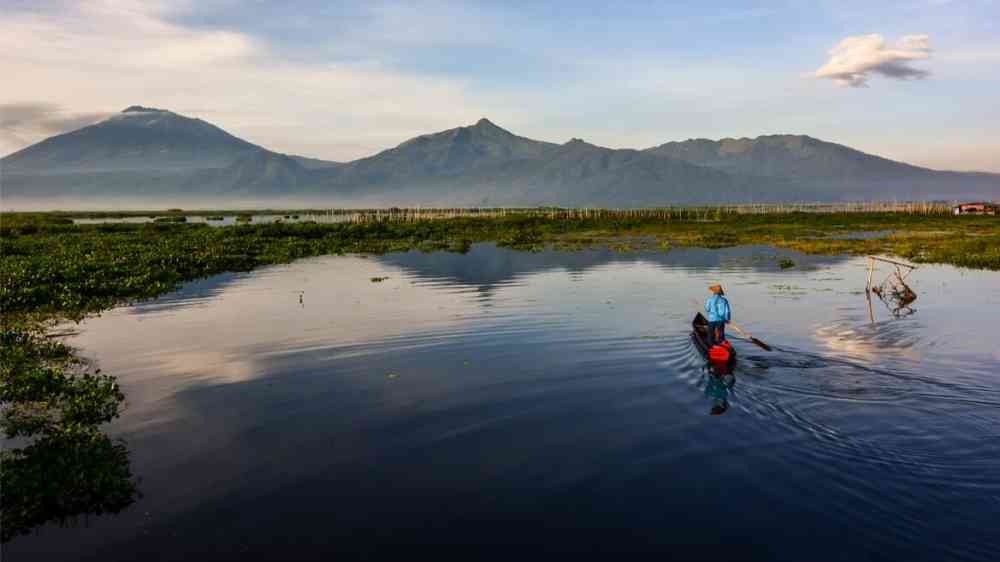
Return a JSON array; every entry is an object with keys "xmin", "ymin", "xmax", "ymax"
[{"xmin": 2, "ymin": 105, "xmax": 997, "ymax": 207}]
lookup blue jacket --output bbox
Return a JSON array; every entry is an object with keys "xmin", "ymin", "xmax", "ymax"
[{"xmin": 705, "ymin": 294, "xmax": 731, "ymax": 323}]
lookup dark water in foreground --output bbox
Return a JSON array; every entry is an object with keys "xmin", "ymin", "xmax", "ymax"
[{"xmin": 7, "ymin": 244, "xmax": 1000, "ymax": 561}]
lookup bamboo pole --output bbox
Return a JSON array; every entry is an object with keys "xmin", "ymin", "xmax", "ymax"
[
  {"xmin": 866, "ymin": 257, "xmax": 875, "ymax": 293},
  {"xmin": 867, "ymin": 255, "xmax": 917, "ymax": 270}
]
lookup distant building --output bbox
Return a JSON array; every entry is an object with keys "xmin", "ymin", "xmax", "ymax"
[{"xmin": 953, "ymin": 202, "xmax": 998, "ymax": 215}]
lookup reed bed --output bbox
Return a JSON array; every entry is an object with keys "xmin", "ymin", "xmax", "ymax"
[
  {"xmin": 23, "ymin": 201, "xmax": 966, "ymax": 223},
  {"xmin": 302, "ymin": 201, "xmax": 958, "ymax": 224}
]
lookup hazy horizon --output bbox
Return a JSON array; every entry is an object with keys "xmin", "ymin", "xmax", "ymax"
[{"xmin": 2, "ymin": 1, "xmax": 999, "ymax": 172}]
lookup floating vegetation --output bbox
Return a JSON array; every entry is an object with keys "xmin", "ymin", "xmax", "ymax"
[
  {"xmin": 206, "ymin": 215, "xmax": 225, "ymax": 221},
  {"xmin": 370, "ymin": 276, "xmax": 390, "ymax": 283},
  {"xmin": 0, "ymin": 322, "xmax": 138, "ymax": 541},
  {"xmin": 386, "ymin": 373, "xmax": 399, "ymax": 379},
  {"xmin": 769, "ymin": 284, "xmax": 809, "ymax": 297},
  {"xmin": 0, "ymin": 211, "xmax": 996, "ymax": 326},
  {"xmin": 779, "ymin": 258, "xmax": 796, "ymax": 269},
  {"xmin": 236, "ymin": 214, "xmax": 253, "ymax": 223}
]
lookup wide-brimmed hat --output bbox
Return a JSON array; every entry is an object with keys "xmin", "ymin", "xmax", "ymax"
[{"xmin": 708, "ymin": 284, "xmax": 724, "ymax": 294}]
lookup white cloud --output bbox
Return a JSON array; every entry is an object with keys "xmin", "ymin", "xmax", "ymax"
[{"xmin": 811, "ymin": 33, "xmax": 932, "ymax": 87}]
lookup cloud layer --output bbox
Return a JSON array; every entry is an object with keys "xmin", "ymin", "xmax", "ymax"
[
  {"xmin": 0, "ymin": 2, "xmax": 996, "ymax": 171},
  {"xmin": 813, "ymin": 34, "xmax": 932, "ymax": 87},
  {"xmin": 0, "ymin": 103, "xmax": 111, "ymax": 150},
  {"xmin": 0, "ymin": 1, "xmax": 482, "ymax": 159}
]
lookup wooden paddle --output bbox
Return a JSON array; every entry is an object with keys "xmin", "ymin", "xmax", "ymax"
[{"xmin": 728, "ymin": 322, "xmax": 772, "ymax": 351}]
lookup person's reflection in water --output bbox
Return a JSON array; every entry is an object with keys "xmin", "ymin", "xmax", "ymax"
[{"xmin": 704, "ymin": 371, "xmax": 736, "ymax": 416}]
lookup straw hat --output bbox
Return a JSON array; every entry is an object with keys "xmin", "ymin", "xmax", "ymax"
[{"xmin": 708, "ymin": 284, "xmax": 724, "ymax": 295}]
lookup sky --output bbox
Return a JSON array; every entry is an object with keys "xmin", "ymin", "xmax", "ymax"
[{"xmin": 1, "ymin": 0, "xmax": 999, "ymax": 171}]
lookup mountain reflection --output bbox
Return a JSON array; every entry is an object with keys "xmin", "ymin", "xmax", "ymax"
[
  {"xmin": 123, "ymin": 243, "xmax": 848, "ymax": 318},
  {"xmin": 377, "ymin": 243, "xmax": 847, "ymax": 293}
]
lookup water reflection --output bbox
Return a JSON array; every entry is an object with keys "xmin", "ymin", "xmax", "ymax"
[
  {"xmin": 1, "ymin": 327, "xmax": 138, "ymax": 542},
  {"xmin": 1, "ymin": 431, "xmax": 138, "ymax": 542},
  {"xmin": 703, "ymin": 371, "xmax": 736, "ymax": 415},
  {"xmin": 380, "ymin": 244, "xmax": 848, "ymax": 291},
  {"xmin": 6, "ymin": 243, "xmax": 1000, "ymax": 561}
]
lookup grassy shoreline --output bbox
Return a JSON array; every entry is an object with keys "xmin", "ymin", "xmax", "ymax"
[{"xmin": 3, "ymin": 211, "xmax": 998, "ymax": 316}]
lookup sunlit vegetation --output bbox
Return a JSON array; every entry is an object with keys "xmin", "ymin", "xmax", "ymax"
[
  {"xmin": 153, "ymin": 215, "xmax": 187, "ymax": 223},
  {"xmin": 28, "ymin": 201, "xmax": 958, "ymax": 221},
  {"xmin": 2, "ymin": 211, "xmax": 998, "ymax": 320}
]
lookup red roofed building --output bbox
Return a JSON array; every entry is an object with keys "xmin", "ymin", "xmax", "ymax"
[{"xmin": 953, "ymin": 202, "xmax": 998, "ymax": 215}]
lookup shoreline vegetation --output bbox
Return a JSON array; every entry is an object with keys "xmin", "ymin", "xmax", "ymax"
[
  {"xmin": 7, "ymin": 200, "xmax": 967, "ymax": 220},
  {"xmin": 1, "ymin": 206, "xmax": 998, "ymax": 538}
]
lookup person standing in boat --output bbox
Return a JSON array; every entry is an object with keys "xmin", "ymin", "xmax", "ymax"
[{"xmin": 705, "ymin": 284, "xmax": 731, "ymax": 345}]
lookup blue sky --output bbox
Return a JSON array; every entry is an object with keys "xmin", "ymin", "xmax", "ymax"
[{"xmin": 2, "ymin": 0, "xmax": 998, "ymax": 170}]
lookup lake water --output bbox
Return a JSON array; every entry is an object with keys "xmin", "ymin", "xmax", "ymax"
[{"xmin": 6, "ymin": 244, "xmax": 1000, "ymax": 561}]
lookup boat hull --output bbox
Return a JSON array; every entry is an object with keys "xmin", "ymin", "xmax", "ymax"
[{"xmin": 691, "ymin": 312, "xmax": 736, "ymax": 370}]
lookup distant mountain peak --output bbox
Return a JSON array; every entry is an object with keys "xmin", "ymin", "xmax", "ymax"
[
  {"xmin": 3, "ymin": 104, "xmax": 260, "ymax": 173},
  {"xmin": 564, "ymin": 138, "xmax": 597, "ymax": 148},
  {"xmin": 469, "ymin": 117, "xmax": 511, "ymax": 135},
  {"xmin": 122, "ymin": 105, "xmax": 169, "ymax": 114}
]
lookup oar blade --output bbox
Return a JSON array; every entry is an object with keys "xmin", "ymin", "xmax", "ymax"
[{"xmin": 750, "ymin": 337, "xmax": 772, "ymax": 351}]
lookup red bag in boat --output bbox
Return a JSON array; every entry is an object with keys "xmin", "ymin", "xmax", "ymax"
[{"xmin": 709, "ymin": 340, "xmax": 733, "ymax": 362}]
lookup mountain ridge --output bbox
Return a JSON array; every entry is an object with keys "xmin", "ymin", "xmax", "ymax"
[
  {"xmin": 2, "ymin": 106, "xmax": 998, "ymax": 206},
  {"xmin": 645, "ymin": 134, "xmax": 931, "ymax": 179}
]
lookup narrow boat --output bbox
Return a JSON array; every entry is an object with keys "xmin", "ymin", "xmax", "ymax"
[{"xmin": 691, "ymin": 312, "xmax": 736, "ymax": 369}]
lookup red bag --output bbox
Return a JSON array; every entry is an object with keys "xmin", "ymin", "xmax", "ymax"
[{"xmin": 709, "ymin": 341, "xmax": 733, "ymax": 362}]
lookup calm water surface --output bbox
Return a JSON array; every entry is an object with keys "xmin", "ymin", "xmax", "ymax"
[{"xmin": 7, "ymin": 244, "xmax": 1000, "ymax": 561}]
